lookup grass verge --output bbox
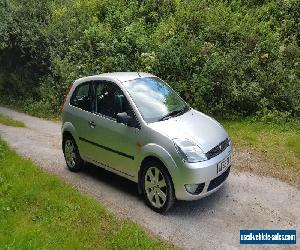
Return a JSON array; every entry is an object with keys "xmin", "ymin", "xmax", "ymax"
[
  {"xmin": 0, "ymin": 139, "xmax": 173, "ymax": 249},
  {"xmin": 0, "ymin": 113, "xmax": 25, "ymax": 127},
  {"xmin": 222, "ymin": 119, "xmax": 300, "ymax": 184}
]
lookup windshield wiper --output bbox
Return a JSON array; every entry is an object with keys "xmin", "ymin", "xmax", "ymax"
[{"xmin": 159, "ymin": 106, "xmax": 190, "ymax": 121}]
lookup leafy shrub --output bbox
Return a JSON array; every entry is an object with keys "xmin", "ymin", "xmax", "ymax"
[{"xmin": 0, "ymin": 0, "xmax": 299, "ymax": 119}]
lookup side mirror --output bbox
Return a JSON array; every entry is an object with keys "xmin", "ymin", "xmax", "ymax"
[{"xmin": 116, "ymin": 112, "xmax": 132, "ymax": 125}]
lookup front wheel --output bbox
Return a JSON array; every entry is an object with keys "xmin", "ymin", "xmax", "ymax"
[
  {"xmin": 142, "ymin": 160, "xmax": 175, "ymax": 213},
  {"xmin": 63, "ymin": 136, "xmax": 84, "ymax": 172}
]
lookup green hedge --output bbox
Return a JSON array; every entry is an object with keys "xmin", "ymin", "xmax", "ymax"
[{"xmin": 0, "ymin": 0, "xmax": 299, "ymax": 119}]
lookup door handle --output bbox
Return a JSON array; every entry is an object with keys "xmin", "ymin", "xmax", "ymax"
[{"xmin": 88, "ymin": 121, "xmax": 96, "ymax": 128}]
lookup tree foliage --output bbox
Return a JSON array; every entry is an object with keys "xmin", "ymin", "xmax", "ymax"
[{"xmin": 0, "ymin": 0, "xmax": 299, "ymax": 118}]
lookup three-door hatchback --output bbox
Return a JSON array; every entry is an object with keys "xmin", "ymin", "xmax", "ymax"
[{"xmin": 62, "ymin": 72, "xmax": 232, "ymax": 213}]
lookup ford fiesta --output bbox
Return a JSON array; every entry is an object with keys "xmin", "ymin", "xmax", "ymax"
[{"xmin": 61, "ymin": 72, "xmax": 232, "ymax": 213}]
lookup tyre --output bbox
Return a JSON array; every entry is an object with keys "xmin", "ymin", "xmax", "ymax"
[
  {"xmin": 141, "ymin": 159, "xmax": 175, "ymax": 213},
  {"xmin": 63, "ymin": 136, "xmax": 84, "ymax": 172}
]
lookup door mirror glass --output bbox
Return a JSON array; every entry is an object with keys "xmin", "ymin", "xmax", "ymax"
[{"xmin": 116, "ymin": 112, "xmax": 132, "ymax": 125}]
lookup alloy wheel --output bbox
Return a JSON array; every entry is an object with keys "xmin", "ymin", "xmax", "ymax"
[
  {"xmin": 64, "ymin": 139, "xmax": 76, "ymax": 168},
  {"xmin": 144, "ymin": 166, "xmax": 167, "ymax": 208}
]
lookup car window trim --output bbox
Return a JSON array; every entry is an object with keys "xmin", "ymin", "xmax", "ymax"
[
  {"xmin": 69, "ymin": 80, "xmax": 141, "ymax": 129},
  {"xmin": 69, "ymin": 84, "xmax": 116, "ymax": 123},
  {"xmin": 92, "ymin": 80, "xmax": 141, "ymax": 129},
  {"xmin": 69, "ymin": 81, "xmax": 93, "ymax": 112}
]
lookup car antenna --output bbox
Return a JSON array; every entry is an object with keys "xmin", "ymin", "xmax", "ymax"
[{"xmin": 137, "ymin": 72, "xmax": 141, "ymax": 77}]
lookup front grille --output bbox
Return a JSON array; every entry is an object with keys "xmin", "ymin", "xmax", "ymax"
[
  {"xmin": 207, "ymin": 166, "xmax": 230, "ymax": 192},
  {"xmin": 206, "ymin": 138, "xmax": 230, "ymax": 160}
]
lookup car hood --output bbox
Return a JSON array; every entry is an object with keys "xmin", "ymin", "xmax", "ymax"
[{"xmin": 148, "ymin": 109, "xmax": 228, "ymax": 152}]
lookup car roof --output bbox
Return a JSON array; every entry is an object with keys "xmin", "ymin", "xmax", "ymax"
[{"xmin": 74, "ymin": 72, "xmax": 155, "ymax": 84}]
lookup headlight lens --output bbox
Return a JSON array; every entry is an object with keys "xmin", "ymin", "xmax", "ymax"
[{"xmin": 173, "ymin": 138, "xmax": 207, "ymax": 163}]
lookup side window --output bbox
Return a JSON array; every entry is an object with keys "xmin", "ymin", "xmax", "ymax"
[
  {"xmin": 95, "ymin": 81, "xmax": 131, "ymax": 119},
  {"xmin": 70, "ymin": 82, "xmax": 92, "ymax": 112}
]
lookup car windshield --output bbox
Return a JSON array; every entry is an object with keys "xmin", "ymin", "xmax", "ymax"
[{"xmin": 122, "ymin": 77, "xmax": 190, "ymax": 123}]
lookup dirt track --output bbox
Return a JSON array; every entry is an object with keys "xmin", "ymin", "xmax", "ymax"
[{"xmin": 0, "ymin": 106, "xmax": 299, "ymax": 249}]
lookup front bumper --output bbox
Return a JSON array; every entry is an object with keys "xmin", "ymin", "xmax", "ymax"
[{"xmin": 172, "ymin": 145, "xmax": 232, "ymax": 200}]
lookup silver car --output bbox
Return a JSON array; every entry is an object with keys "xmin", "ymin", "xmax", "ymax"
[{"xmin": 62, "ymin": 72, "xmax": 232, "ymax": 213}]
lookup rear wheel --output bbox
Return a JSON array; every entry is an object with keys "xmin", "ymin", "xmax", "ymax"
[
  {"xmin": 142, "ymin": 160, "xmax": 175, "ymax": 213},
  {"xmin": 63, "ymin": 136, "xmax": 84, "ymax": 172}
]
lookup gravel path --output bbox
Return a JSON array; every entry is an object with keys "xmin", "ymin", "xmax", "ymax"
[{"xmin": 0, "ymin": 106, "xmax": 299, "ymax": 249}]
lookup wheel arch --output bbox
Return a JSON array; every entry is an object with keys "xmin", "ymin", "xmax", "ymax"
[
  {"xmin": 62, "ymin": 122, "xmax": 78, "ymax": 146},
  {"xmin": 137, "ymin": 151, "xmax": 177, "ymax": 196}
]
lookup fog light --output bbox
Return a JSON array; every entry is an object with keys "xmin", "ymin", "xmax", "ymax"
[
  {"xmin": 185, "ymin": 183, "xmax": 205, "ymax": 195},
  {"xmin": 185, "ymin": 184, "xmax": 199, "ymax": 194}
]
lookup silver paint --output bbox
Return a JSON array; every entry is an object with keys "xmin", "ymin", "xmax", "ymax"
[{"xmin": 62, "ymin": 72, "xmax": 232, "ymax": 200}]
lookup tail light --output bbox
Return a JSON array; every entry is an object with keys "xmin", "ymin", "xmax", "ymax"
[{"xmin": 61, "ymin": 84, "xmax": 72, "ymax": 111}]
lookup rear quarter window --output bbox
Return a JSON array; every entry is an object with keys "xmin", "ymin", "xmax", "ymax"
[{"xmin": 70, "ymin": 83, "xmax": 92, "ymax": 112}]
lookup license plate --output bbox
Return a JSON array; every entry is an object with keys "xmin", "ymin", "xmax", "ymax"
[{"xmin": 217, "ymin": 155, "xmax": 231, "ymax": 174}]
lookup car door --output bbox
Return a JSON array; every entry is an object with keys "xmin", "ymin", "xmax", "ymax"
[
  {"xmin": 88, "ymin": 80, "xmax": 141, "ymax": 178},
  {"xmin": 68, "ymin": 81, "xmax": 96, "ymax": 160}
]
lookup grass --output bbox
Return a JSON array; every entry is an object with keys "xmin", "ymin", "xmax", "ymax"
[
  {"xmin": 0, "ymin": 140, "xmax": 173, "ymax": 249},
  {"xmin": 0, "ymin": 113, "xmax": 25, "ymax": 127},
  {"xmin": 222, "ymin": 119, "xmax": 300, "ymax": 169},
  {"xmin": 221, "ymin": 119, "xmax": 300, "ymax": 176}
]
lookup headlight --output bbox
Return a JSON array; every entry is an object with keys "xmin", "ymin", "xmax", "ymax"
[{"xmin": 173, "ymin": 138, "xmax": 207, "ymax": 163}]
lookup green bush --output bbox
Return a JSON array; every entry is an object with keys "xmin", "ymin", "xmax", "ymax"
[{"xmin": 0, "ymin": 0, "xmax": 299, "ymax": 119}]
